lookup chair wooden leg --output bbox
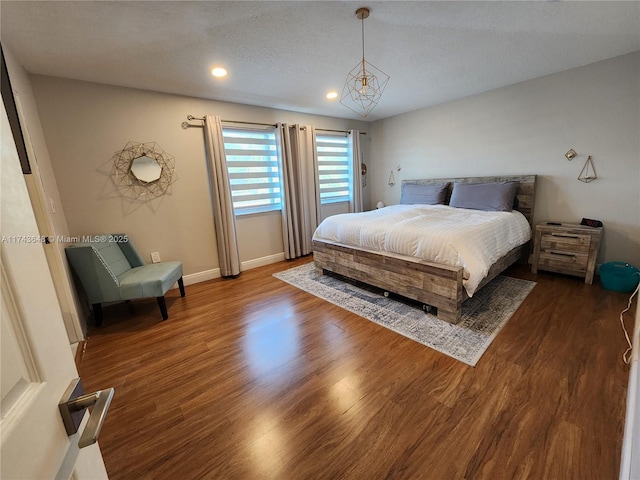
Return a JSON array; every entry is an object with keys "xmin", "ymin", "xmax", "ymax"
[
  {"xmin": 156, "ymin": 296, "xmax": 168, "ymax": 320},
  {"xmin": 92, "ymin": 303, "xmax": 103, "ymax": 327},
  {"xmin": 178, "ymin": 277, "xmax": 185, "ymax": 297}
]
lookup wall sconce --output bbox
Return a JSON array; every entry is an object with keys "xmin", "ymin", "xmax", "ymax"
[
  {"xmin": 565, "ymin": 149, "xmax": 597, "ymax": 183},
  {"xmin": 565, "ymin": 149, "xmax": 577, "ymax": 161},
  {"xmin": 578, "ymin": 155, "xmax": 597, "ymax": 183},
  {"xmin": 388, "ymin": 165, "xmax": 401, "ymax": 187}
]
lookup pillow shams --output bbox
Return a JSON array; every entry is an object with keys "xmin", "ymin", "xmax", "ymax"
[
  {"xmin": 449, "ymin": 181, "xmax": 519, "ymax": 212},
  {"xmin": 400, "ymin": 182, "xmax": 449, "ymax": 205}
]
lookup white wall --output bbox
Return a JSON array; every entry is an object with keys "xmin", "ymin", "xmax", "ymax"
[
  {"xmin": 370, "ymin": 52, "xmax": 640, "ymax": 267},
  {"xmin": 29, "ymin": 76, "xmax": 371, "ymax": 281}
]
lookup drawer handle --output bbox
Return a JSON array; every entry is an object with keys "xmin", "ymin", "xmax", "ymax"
[
  {"xmin": 548, "ymin": 250, "xmax": 577, "ymax": 258},
  {"xmin": 551, "ymin": 233, "xmax": 580, "ymax": 239}
]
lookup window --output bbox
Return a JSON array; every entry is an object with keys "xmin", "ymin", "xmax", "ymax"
[
  {"xmin": 223, "ymin": 127, "xmax": 280, "ymax": 215},
  {"xmin": 316, "ymin": 133, "xmax": 351, "ymax": 204}
]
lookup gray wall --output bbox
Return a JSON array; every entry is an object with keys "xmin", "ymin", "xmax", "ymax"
[
  {"xmin": 30, "ymin": 76, "xmax": 370, "ymax": 281},
  {"xmin": 370, "ymin": 52, "xmax": 640, "ymax": 267},
  {"xmin": 27, "ymin": 51, "xmax": 640, "ymax": 279}
]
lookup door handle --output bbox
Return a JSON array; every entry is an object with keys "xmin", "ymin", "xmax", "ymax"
[{"xmin": 59, "ymin": 378, "xmax": 115, "ymax": 448}]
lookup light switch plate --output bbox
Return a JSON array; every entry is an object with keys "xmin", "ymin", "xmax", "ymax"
[{"xmin": 150, "ymin": 252, "xmax": 161, "ymax": 263}]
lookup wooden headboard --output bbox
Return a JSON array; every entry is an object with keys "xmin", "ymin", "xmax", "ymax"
[{"xmin": 402, "ymin": 175, "xmax": 537, "ymax": 227}]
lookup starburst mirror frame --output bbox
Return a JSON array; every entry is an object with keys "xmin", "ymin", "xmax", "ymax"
[{"xmin": 111, "ymin": 141, "xmax": 177, "ymax": 200}]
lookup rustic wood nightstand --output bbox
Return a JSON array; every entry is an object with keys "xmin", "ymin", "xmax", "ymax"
[{"xmin": 531, "ymin": 222, "xmax": 603, "ymax": 284}]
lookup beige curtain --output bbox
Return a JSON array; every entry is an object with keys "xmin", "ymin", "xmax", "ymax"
[
  {"xmin": 277, "ymin": 124, "xmax": 321, "ymax": 259},
  {"xmin": 349, "ymin": 129, "xmax": 363, "ymax": 213},
  {"xmin": 203, "ymin": 115, "xmax": 241, "ymax": 276}
]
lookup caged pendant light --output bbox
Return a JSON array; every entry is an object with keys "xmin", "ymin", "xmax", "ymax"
[{"xmin": 340, "ymin": 7, "xmax": 390, "ymax": 118}]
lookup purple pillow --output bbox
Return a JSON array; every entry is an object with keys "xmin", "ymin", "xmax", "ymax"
[
  {"xmin": 400, "ymin": 182, "xmax": 449, "ymax": 205},
  {"xmin": 449, "ymin": 181, "xmax": 519, "ymax": 212}
]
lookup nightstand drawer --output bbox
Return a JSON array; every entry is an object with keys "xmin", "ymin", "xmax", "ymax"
[
  {"xmin": 540, "ymin": 232, "xmax": 591, "ymax": 254},
  {"xmin": 531, "ymin": 222, "xmax": 602, "ymax": 284},
  {"xmin": 538, "ymin": 250, "xmax": 589, "ymax": 273}
]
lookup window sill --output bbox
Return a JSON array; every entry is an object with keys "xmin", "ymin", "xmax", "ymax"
[
  {"xmin": 321, "ymin": 199, "xmax": 350, "ymax": 206},
  {"xmin": 235, "ymin": 209, "xmax": 281, "ymax": 218}
]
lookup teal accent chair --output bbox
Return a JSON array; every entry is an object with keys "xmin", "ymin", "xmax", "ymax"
[{"xmin": 65, "ymin": 236, "xmax": 185, "ymax": 326}]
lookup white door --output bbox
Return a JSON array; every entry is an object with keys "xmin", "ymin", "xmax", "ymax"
[
  {"xmin": 1, "ymin": 100, "xmax": 109, "ymax": 478},
  {"xmin": 15, "ymin": 90, "xmax": 86, "ymax": 344}
]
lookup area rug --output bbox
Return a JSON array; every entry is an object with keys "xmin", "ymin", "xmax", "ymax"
[{"xmin": 273, "ymin": 262, "xmax": 536, "ymax": 366}]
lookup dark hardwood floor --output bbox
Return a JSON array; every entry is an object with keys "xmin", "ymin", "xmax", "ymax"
[{"xmin": 78, "ymin": 257, "xmax": 634, "ymax": 480}]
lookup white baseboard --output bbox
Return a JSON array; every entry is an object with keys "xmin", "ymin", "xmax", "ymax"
[
  {"xmin": 241, "ymin": 252, "xmax": 286, "ymax": 271},
  {"xmin": 174, "ymin": 252, "xmax": 286, "ymax": 288},
  {"xmin": 182, "ymin": 268, "xmax": 221, "ymax": 286}
]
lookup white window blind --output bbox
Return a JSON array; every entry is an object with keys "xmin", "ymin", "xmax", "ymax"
[
  {"xmin": 316, "ymin": 133, "xmax": 351, "ymax": 204},
  {"xmin": 222, "ymin": 127, "xmax": 281, "ymax": 215}
]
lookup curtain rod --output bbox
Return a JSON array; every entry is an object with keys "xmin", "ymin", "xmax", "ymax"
[
  {"xmin": 182, "ymin": 115, "xmax": 275, "ymax": 129},
  {"xmin": 181, "ymin": 115, "xmax": 366, "ymax": 135},
  {"xmin": 314, "ymin": 127, "xmax": 367, "ymax": 136}
]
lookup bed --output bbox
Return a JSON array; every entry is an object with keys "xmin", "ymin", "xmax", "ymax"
[{"xmin": 312, "ymin": 175, "xmax": 536, "ymax": 324}]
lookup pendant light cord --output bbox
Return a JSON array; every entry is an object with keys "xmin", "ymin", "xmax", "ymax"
[{"xmin": 361, "ymin": 14, "xmax": 366, "ymax": 73}]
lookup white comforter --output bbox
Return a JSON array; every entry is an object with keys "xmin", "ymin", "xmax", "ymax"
[{"xmin": 312, "ymin": 204, "xmax": 531, "ymax": 296}]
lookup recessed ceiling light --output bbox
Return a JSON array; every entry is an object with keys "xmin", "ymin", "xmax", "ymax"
[
  {"xmin": 326, "ymin": 91, "xmax": 338, "ymax": 100},
  {"xmin": 211, "ymin": 67, "xmax": 228, "ymax": 78}
]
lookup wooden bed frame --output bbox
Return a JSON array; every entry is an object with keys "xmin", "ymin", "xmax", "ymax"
[{"xmin": 312, "ymin": 175, "xmax": 537, "ymax": 324}]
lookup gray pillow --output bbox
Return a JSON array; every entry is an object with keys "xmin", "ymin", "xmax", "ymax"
[
  {"xmin": 449, "ymin": 181, "xmax": 519, "ymax": 212},
  {"xmin": 400, "ymin": 182, "xmax": 449, "ymax": 205}
]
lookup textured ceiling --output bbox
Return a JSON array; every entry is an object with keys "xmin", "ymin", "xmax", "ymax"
[{"xmin": 1, "ymin": 1, "xmax": 639, "ymax": 121}]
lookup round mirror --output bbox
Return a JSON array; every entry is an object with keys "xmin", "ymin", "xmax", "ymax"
[{"xmin": 130, "ymin": 156, "xmax": 162, "ymax": 183}]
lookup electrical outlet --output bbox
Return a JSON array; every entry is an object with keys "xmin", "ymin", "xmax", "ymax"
[{"xmin": 150, "ymin": 252, "xmax": 161, "ymax": 263}]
